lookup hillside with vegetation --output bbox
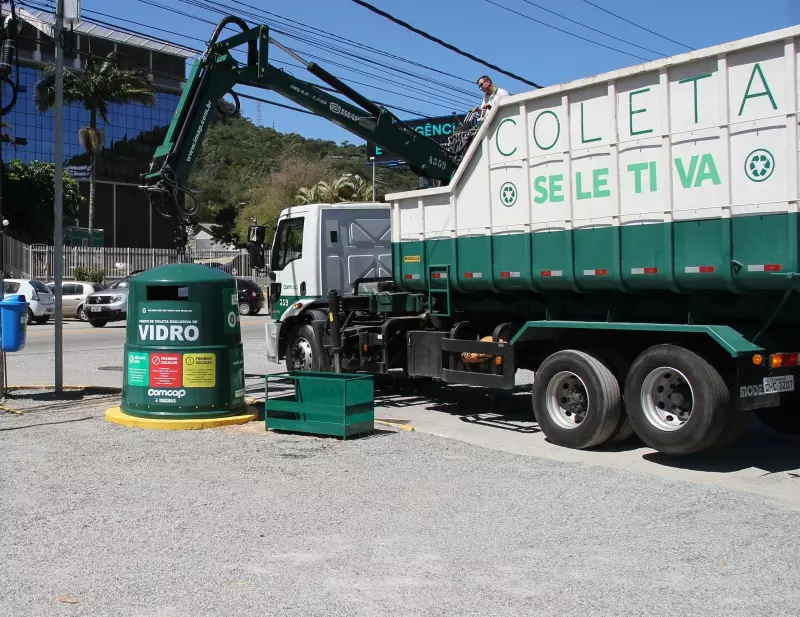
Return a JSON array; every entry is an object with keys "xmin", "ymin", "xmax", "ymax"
[{"xmin": 189, "ymin": 106, "xmax": 420, "ymax": 245}]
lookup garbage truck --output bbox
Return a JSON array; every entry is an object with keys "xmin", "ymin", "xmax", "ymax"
[
  {"xmin": 143, "ymin": 15, "xmax": 800, "ymax": 456},
  {"xmin": 263, "ymin": 24, "xmax": 800, "ymax": 456}
]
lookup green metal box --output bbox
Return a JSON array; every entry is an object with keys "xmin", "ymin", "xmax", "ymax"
[{"xmin": 265, "ymin": 372, "xmax": 374, "ymax": 439}]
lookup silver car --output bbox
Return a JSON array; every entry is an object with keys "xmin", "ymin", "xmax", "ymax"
[
  {"xmin": 84, "ymin": 272, "xmax": 140, "ymax": 328},
  {"xmin": 47, "ymin": 281, "xmax": 106, "ymax": 322}
]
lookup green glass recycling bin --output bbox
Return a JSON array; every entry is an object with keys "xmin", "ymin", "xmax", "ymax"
[
  {"xmin": 265, "ymin": 371, "xmax": 374, "ymax": 439},
  {"xmin": 120, "ymin": 263, "xmax": 246, "ymax": 419}
]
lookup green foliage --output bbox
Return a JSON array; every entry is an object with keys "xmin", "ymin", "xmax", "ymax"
[
  {"xmin": 296, "ymin": 174, "xmax": 374, "ymax": 204},
  {"xmin": 189, "ymin": 112, "xmax": 420, "ymax": 245},
  {"xmin": 72, "ymin": 266, "xmax": 105, "ymax": 283},
  {"xmin": 2, "ymin": 160, "xmax": 84, "ymax": 244}
]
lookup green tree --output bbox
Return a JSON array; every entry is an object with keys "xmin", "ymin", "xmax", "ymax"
[
  {"xmin": 34, "ymin": 52, "xmax": 155, "ymax": 236},
  {"xmin": 2, "ymin": 160, "xmax": 84, "ymax": 244}
]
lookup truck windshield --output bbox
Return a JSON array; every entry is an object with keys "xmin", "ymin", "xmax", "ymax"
[{"xmin": 271, "ymin": 217, "xmax": 304, "ymax": 271}]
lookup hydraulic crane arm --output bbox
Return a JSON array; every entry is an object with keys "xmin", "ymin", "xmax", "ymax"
[{"xmin": 142, "ymin": 16, "xmax": 459, "ymax": 221}]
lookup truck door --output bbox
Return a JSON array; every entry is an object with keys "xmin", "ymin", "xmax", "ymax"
[{"xmin": 269, "ymin": 214, "xmax": 318, "ymax": 319}]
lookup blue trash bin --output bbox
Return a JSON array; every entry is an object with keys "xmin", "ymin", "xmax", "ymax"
[{"xmin": 1, "ymin": 293, "xmax": 29, "ymax": 352}]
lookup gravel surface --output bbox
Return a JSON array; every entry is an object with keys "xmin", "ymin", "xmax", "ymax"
[{"xmin": 1, "ymin": 403, "xmax": 798, "ymax": 617}]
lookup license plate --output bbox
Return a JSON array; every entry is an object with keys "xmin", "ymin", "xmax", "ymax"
[
  {"xmin": 45, "ymin": 308, "xmax": 54, "ymax": 313},
  {"xmin": 763, "ymin": 375, "xmax": 794, "ymax": 394},
  {"xmin": 90, "ymin": 306, "xmax": 102, "ymax": 312}
]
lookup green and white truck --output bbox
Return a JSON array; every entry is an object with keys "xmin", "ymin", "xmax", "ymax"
[
  {"xmin": 143, "ymin": 16, "xmax": 800, "ymax": 456},
  {"xmin": 265, "ymin": 25, "xmax": 800, "ymax": 456}
]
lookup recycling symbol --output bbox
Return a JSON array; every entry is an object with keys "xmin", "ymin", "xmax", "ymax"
[
  {"xmin": 500, "ymin": 181, "xmax": 517, "ymax": 207},
  {"xmin": 745, "ymin": 149, "xmax": 775, "ymax": 183}
]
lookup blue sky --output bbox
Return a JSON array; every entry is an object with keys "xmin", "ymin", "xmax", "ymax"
[{"xmin": 77, "ymin": 0, "xmax": 800, "ymax": 144}]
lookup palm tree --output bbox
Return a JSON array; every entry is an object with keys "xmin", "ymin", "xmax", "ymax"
[
  {"xmin": 342, "ymin": 174, "xmax": 373, "ymax": 201},
  {"xmin": 295, "ymin": 183, "xmax": 328, "ymax": 205},
  {"xmin": 34, "ymin": 52, "xmax": 155, "ymax": 237}
]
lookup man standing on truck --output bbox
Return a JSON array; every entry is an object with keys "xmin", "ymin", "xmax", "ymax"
[{"xmin": 472, "ymin": 76, "xmax": 509, "ymax": 120}]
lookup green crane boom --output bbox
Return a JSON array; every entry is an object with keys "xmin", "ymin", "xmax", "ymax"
[{"xmin": 141, "ymin": 15, "xmax": 459, "ymax": 226}]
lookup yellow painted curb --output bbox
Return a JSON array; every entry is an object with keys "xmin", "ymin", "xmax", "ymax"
[
  {"xmin": 105, "ymin": 406, "xmax": 258, "ymax": 430},
  {"xmin": 375, "ymin": 419, "xmax": 415, "ymax": 432}
]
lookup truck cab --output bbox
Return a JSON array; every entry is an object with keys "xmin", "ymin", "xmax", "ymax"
[{"xmin": 266, "ymin": 203, "xmax": 392, "ymax": 365}]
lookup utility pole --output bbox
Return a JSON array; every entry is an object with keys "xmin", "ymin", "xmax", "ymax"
[
  {"xmin": 53, "ymin": 0, "xmax": 65, "ymax": 392},
  {"xmin": 372, "ymin": 161, "xmax": 376, "ymax": 201}
]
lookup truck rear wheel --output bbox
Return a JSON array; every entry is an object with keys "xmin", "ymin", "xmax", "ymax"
[
  {"xmin": 624, "ymin": 345, "xmax": 729, "ymax": 455},
  {"xmin": 285, "ymin": 323, "xmax": 330, "ymax": 372},
  {"xmin": 532, "ymin": 350, "xmax": 621, "ymax": 450}
]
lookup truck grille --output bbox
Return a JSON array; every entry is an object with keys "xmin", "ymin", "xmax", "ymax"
[{"xmin": 88, "ymin": 296, "xmax": 113, "ymax": 305}]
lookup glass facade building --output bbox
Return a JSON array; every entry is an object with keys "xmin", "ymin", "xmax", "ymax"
[{"xmin": 4, "ymin": 8, "xmax": 194, "ymax": 247}]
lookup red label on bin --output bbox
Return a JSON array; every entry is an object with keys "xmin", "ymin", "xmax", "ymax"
[{"xmin": 149, "ymin": 353, "xmax": 182, "ymax": 387}]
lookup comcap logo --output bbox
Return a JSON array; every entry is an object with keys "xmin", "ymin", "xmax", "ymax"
[{"xmin": 148, "ymin": 388, "xmax": 186, "ymax": 398}]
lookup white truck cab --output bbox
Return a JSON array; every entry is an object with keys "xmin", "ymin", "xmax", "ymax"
[{"xmin": 265, "ymin": 202, "xmax": 392, "ymax": 368}]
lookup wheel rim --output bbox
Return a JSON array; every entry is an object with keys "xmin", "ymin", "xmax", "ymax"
[
  {"xmin": 239, "ymin": 302, "xmax": 250, "ymax": 315},
  {"xmin": 640, "ymin": 366, "xmax": 694, "ymax": 432},
  {"xmin": 290, "ymin": 337, "xmax": 314, "ymax": 371},
  {"xmin": 545, "ymin": 371, "xmax": 590, "ymax": 430},
  {"xmin": 78, "ymin": 307, "xmax": 88, "ymax": 321}
]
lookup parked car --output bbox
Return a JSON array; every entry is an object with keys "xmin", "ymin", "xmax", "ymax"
[
  {"xmin": 3, "ymin": 279, "xmax": 55, "ymax": 324},
  {"xmin": 84, "ymin": 271, "xmax": 142, "ymax": 327},
  {"xmin": 236, "ymin": 277, "xmax": 265, "ymax": 316},
  {"xmin": 47, "ymin": 281, "xmax": 107, "ymax": 321}
]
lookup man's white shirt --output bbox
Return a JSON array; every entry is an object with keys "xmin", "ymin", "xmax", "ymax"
[{"xmin": 481, "ymin": 87, "xmax": 509, "ymax": 115}]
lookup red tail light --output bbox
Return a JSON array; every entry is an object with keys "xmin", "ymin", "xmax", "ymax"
[{"xmin": 770, "ymin": 353, "xmax": 799, "ymax": 369}]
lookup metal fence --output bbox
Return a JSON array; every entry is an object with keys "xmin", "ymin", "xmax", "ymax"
[{"xmin": 2, "ymin": 235, "xmax": 268, "ymax": 282}]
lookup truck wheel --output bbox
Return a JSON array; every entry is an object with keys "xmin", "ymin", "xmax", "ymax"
[
  {"xmin": 587, "ymin": 348, "xmax": 635, "ymax": 444},
  {"xmin": 624, "ymin": 345, "xmax": 729, "ymax": 455},
  {"xmin": 285, "ymin": 323, "xmax": 330, "ymax": 372},
  {"xmin": 532, "ymin": 350, "xmax": 621, "ymax": 449}
]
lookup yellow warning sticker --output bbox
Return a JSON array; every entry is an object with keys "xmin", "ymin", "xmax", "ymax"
[
  {"xmin": 404, "ymin": 255, "xmax": 421, "ymax": 263},
  {"xmin": 183, "ymin": 353, "xmax": 216, "ymax": 388}
]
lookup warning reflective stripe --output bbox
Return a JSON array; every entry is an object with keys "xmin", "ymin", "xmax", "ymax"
[
  {"xmin": 431, "ymin": 272, "xmax": 448, "ymax": 279},
  {"xmin": 685, "ymin": 266, "xmax": 716, "ymax": 273},
  {"xmin": 499, "ymin": 271, "xmax": 520, "ymax": 278},
  {"xmin": 632, "ymin": 267, "xmax": 658, "ymax": 275},
  {"xmin": 404, "ymin": 274, "xmax": 420, "ymax": 280},
  {"xmin": 747, "ymin": 264, "xmax": 782, "ymax": 272},
  {"xmin": 464, "ymin": 272, "xmax": 483, "ymax": 279},
  {"xmin": 583, "ymin": 269, "xmax": 608, "ymax": 276},
  {"xmin": 540, "ymin": 270, "xmax": 563, "ymax": 277}
]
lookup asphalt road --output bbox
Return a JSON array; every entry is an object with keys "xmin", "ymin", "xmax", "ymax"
[{"xmin": 1, "ymin": 401, "xmax": 799, "ymax": 617}]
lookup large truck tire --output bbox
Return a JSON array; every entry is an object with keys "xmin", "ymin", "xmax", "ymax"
[
  {"xmin": 285, "ymin": 323, "xmax": 330, "ymax": 372},
  {"xmin": 532, "ymin": 350, "xmax": 622, "ymax": 450},
  {"xmin": 756, "ymin": 390, "xmax": 800, "ymax": 435},
  {"xmin": 624, "ymin": 345, "xmax": 730, "ymax": 455},
  {"xmin": 587, "ymin": 347, "xmax": 635, "ymax": 444}
]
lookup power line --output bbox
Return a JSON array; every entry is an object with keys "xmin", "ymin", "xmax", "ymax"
[
  {"xmin": 484, "ymin": 0, "xmax": 650, "ymax": 62},
  {"xmin": 578, "ymin": 0, "xmax": 694, "ymax": 51},
  {"xmin": 347, "ymin": 0, "xmax": 543, "ymax": 89},
  {"xmin": 19, "ymin": 0, "xmax": 456, "ymax": 116},
  {"xmin": 130, "ymin": 0, "xmax": 478, "ymax": 110},
  {"xmin": 200, "ymin": 0, "xmax": 476, "ymax": 85},
  {"xmin": 170, "ymin": 0, "xmax": 478, "ymax": 101},
  {"xmin": 17, "ymin": 1, "xmax": 443, "ymax": 118},
  {"xmin": 516, "ymin": 0, "xmax": 668, "ymax": 57}
]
